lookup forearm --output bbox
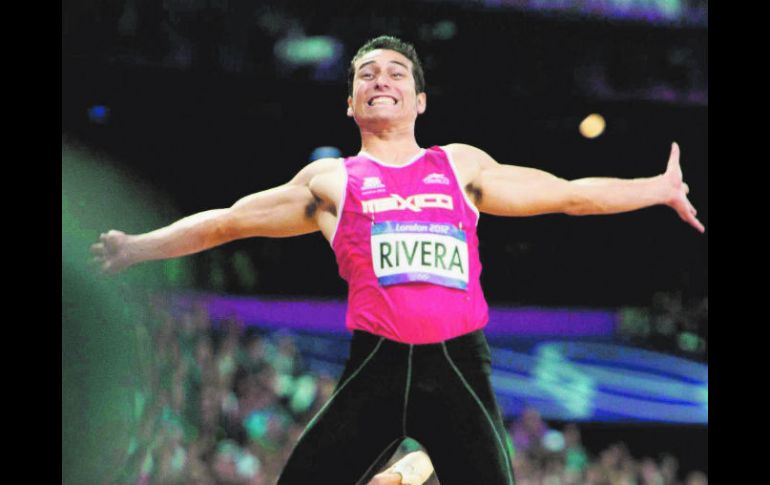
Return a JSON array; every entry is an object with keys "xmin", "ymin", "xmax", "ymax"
[
  {"xmin": 569, "ymin": 175, "xmax": 668, "ymax": 215},
  {"xmin": 125, "ymin": 209, "xmax": 232, "ymax": 265}
]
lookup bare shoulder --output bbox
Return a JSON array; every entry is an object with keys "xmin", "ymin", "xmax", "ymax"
[
  {"xmin": 443, "ymin": 143, "xmax": 496, "ymax": 186},
  {"xmin": 288, "ymin": 157, "xmax": 345, "ymax": 186},
  {"xmin": 300, "ymin": 158, "xmax": 346, "ymax": 211},
  {"xmin": 444, "ymin": 143, "xmax": 497, "ymax": 167}
]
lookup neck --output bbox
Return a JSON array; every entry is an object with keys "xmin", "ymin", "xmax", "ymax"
[{"xmin": 358, "ymin": 124, "xmax": 421, "ymax": 166}]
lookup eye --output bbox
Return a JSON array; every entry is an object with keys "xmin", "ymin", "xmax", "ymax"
[
  {"xmin": 361, "ymin": 73, "xmax": 373, "ymax": 79},
  {"xmin": 392, "ymin": 72, "xmax": 404, "ymax": 78}
]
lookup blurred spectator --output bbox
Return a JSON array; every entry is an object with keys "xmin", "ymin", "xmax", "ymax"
[
  {"xmin": 684, "ymin": 470, "xmax": 707, "ymax": 485},
  {"xmin": 542, "ymin": 455, "xmax": 565, "ymax": 485},
  {"xmin": 618, "ymin": 292, "xmax": 707, "ymax": 361},
  {"xmin": 640, "ymin": 457, "xmax": 664, "ymax": 485},
  {"xmin": 563, "ymin": 423, "xmax": 589, "ymax": 484},
  {"xmin": 595, "ymin": 442, "xmax": 636, "ymax": 485},
  {"xmin": 210, "ymin": 439, "xmax": 266, "ymax": 485},
  {"xmin": 240, "ymin": 333, "xmax": 268, "ymax": 374},
  {"xmin": 153, "ymin": 418, "xmax": 187, "ymax": 485},
  {"xmin": 512, "ymin": 452, "xmax": 539, "ymax": 485},
  {"xmin": 216, "ymin": 319, "xmax": 243, "ymax": 389},
  {"xmin": 510, "ymin": 406, "xmax": 550, "ymax": 464},
  {"xmin": 583, "ymin": 463, "xmax": 603, "ymax": 485},
  {"xmin": 272, "ymin": 331, "xmax": 303, "ymax": 377},
  {"xmin": 659, "ymin": 453, "xmax": 681, "ymax": 485}
]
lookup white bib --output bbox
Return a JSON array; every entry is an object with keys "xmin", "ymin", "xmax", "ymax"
[{"xmin": 370, "ymin": 221, "xmax": 469, "ymax": 290}]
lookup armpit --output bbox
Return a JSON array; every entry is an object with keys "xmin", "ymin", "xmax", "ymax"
[
  {"xmin": 466, "ymin": 182, "xmax": 483, "ymax": 205},
  {"xmin": 304, "ymin": 195, "xmax": 320, "ymax": 219},
  {"xmin": 304, "ymin": 194, "xmax": 337, "ymax": 219}
]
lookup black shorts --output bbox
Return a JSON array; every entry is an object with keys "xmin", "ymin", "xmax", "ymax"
[{"xmin": 277, "ymin": 329, "xmax": 515, "ymax": 485}]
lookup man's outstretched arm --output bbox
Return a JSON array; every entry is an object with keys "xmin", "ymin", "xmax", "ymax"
[
  {"xmin": 450, "ymin": 143, "xmax": 704, "ymax": 233},
  {"xmin": 89, "ymin": 158, "xmax": 338, "ymax": 274}
]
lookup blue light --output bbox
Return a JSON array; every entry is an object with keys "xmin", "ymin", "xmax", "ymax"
[
  {"xmin": 88, "ymin": 105, "xmax": 110, "ymax": 124},
  {"xmin": 543, "ymin": 430, "xmax": 566, "ymax": 452},
  {"xmin": 310, "ymin": 146, "xmax": 342, "ymax": 161}
]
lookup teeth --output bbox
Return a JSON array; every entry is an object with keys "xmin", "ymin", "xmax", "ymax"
[{"xmin": 369, "ymin": 97, "xmax": 396, "ymax": 106}]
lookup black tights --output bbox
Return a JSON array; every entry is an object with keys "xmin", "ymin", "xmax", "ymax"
[{"xmin": 277, "ymin": 329, "xmax": 515, "ymax": 485}]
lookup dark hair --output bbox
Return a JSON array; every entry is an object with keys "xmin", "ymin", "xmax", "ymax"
[{"xmin": 347, "ymin": 35, "xmax": 425, "ymax": 96}]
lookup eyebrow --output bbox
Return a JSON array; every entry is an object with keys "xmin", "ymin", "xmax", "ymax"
[{"xmin": 358, "ymin": 60, "xmax": 410, "ymax": 71}]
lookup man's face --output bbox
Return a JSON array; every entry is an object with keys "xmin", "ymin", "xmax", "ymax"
[{"xmin": 347, "ymin": 49, "xmax": 426, "ymax": 127}]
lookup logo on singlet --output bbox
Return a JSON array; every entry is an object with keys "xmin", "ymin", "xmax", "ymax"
[
  {"xmin": 362, "ymin": 193, "xmax": 454, "ymax": 214},
  {"xmin": 423, "ymin": 173, "xmax": 450, "ymax": 185},
  {"xmin": 361, "ymin": 177, "xmax": 385, "ymax": 191}
]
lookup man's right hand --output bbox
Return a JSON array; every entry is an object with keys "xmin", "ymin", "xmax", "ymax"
[{"xmin": 90, "ymin": 230, "xmax": 135, "ymax": 274}]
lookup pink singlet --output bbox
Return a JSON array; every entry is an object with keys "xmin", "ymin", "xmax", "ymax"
[{"xmin": 331, "ymin": 145, "xmax": 489, "ymax": 344}]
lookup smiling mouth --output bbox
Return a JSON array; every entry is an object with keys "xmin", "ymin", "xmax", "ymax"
[{"xmin": 367, "ymin": 96, "xmax": 398, "ymax": 106}]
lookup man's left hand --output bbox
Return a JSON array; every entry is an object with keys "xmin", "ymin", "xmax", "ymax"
[{"xmin": 662, "ymin": 142, "xmax": 705, "ymax": 233}]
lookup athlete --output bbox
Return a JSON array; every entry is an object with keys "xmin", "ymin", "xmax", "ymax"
[{"xmin": 90, "ymin": 36, "xmax": 703, "ymax": 484}]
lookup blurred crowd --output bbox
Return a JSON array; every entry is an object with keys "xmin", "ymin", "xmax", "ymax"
[
  {"xmin": 618, "ymin": 293, "xmax": 708, "ymax": 362},
  {"xmin": 508, "ymin": 408, "xmax": 707, "ymax": 485},
  {"xmin": 116, "ymin": 301, "xmax": 708, "ymax": 485}
]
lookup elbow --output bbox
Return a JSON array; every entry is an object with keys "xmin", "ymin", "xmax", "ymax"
[
  {"xmin": 213, "ymin": 209, "xmax": 244, "ymax": 244},
  {"xmin": 564, "ymin": 190, "xmax": 601, "ymax": 216}
]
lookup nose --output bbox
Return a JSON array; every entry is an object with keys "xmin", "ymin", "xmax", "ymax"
[{"xmin": 374, "ymin": 72, "xmax": 390, "ymax": 89}]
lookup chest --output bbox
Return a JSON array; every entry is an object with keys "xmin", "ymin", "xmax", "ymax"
[
  {"xmin": 349, "ymin": 161, "xmax": 465, "ymax": 214},
  {"xmin": 311, "ymin": 151, "xmax": 480, "ymax": 217}
]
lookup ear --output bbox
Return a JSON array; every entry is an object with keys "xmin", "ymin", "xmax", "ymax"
[
  {"xmin": 347, "ymin": 96, "xmax": 354, "ymax": 118},
  {"xmin": 416, "ymin": 92, "xmax": 427, "ymax": 115}
]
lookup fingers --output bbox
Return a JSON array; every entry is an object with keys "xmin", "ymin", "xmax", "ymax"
[
  {"xmin": 89, "ymin": 240, "xmax": 108, "ymax": 273},
  {"xmin": 673, "ymin": 194, "xmax": 704, "ymax": 233},
  {"xmin": 90, "ymin": 231, "xmax": 129, "ymax": 275},
  {"xmin": 680, "ymin": 194, "xmax": 697, "ymax": 216},
  {"xmin": 102, "ymin": 261, "xmax": 119, "ymax": 274},
  {"xmin": 90, "ymin": 235, "xmax": 115, "ymax": 273},
  {"xmin": 92, "ymin": 230, "xmax": 122, "ymax": 255},
  {"xmin": 86, "ymin": 256, "xmax": 111, "ymax": 277},
  {"xmin": 691, "ymin": 217, "xmax": 705, "ymax": 233},
  {"xmin": 688, "ymin": 201, "xmax": 704, "ymax": 233},
  {"xmin": 99, "ymin": 230, "xmax": 122, "ymax": 242},
  {"xmin": 668, "ymin": 141, "xmax": 680, "ymax": 166},
  {"xmin": 680, "ymin": 209, "xmax": 705, "ymax": 233},
  {"xmin": 677, "ymin": 174, "xmax": 696, "ymax": 216},
  {"xmin": 665, "ymin": 142, "xmax": 683, "ymax": 184}
]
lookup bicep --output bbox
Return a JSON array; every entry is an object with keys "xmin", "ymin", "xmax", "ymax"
[
  {"xmin": 447, "ymin": 143, "xmax": 577, "ymax": 217},
  {"xmin": 222, "ymin": 157, "xmax": 343, "ymax": 239},
  {"xmin": 475, "ymin": 163, "xmax": 579, "ymax": 217},
  {"xmin": 224, "ymin": 183, "xmax": 320, "ymax": 239}
]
